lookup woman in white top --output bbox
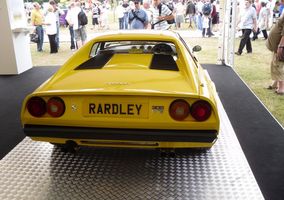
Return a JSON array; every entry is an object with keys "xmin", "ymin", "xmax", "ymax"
[
  {"xmin": 175, "ymin": 1, "xmax": 185, "ymax": 29},
  {"xmin": 253, "ymin": 1, "xmax": 269, "ymax": 40},
  {"xmin": 202, "ymin": 15, "xmax": 209, "ymax": 37},
  {"xmin": 116, "ymin": 1, "xmax": 124, "ymax": 29},
  {"xmin": 45, "ymin": 6, "xmax": 58, "ymax": 53}
]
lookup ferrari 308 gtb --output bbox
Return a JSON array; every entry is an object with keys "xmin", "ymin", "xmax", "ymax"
[{"xmin": 21, "ymin": 31, "xmax": 220, "ymax": 150}]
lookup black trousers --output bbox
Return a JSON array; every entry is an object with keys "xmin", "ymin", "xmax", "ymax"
[
  {"xmin": 262, "ymin": 30, "xmax": 268, "ymax": 39},
  {"xmin": 207, "ymin": 17, "xmax": 213, "ymax": 35},
  {"xmin": 48, "ymin": 34, "xmax": 58, "ymax": 53},
  {"xmin": 69, "ymin": 26, "xmax": 76, "ymax": 50},
  {"xmin": 253, "ymin": 28, "xmax": 268, "ymax": 40},
  {"xmin": 202, "ymin": 28, "xmax": 208, "ymax": 37},
  {"xmin": 237, "ymin": 29, "xmax": 252, "ymax": 54}
]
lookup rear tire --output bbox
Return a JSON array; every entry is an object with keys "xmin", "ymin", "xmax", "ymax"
[
  {"xmin": 63, "ymin": 140, "xmax": 79, "ymax": 153},
  {"xmin": 50, "ymin": 141, "xmax": 79, "ymax": 153}
]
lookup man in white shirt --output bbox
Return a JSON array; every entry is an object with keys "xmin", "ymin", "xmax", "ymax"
[
  {"xmin": 175, "ymin": 0, "xmax": 185, "ymax": 29},
  {"xmin": 122, "ymin": 0, "xmax": 131, "ymax": 29},
  {"xmin": 143, "ymin": 0, "xmax": 153, "ymax": 29},
  {"xmin": 235, "ymin": 0, "xmax": 257, "ymax": 55},
  {"xmin": 65, "ymin": 2, "xmax": 76, "ymax": 50},
  {"xmin": 65, "ymin": 2, "xmax": 87, "ymax": 49},
  {"xmin": 116, "ymin": 1, "xmax": 124, "ymax": 29},
  {"xmin": 45, "ymin": 6, "xmax": 58, "ymax": 53},
  {"xmin": 49, "ymin": 0, "xmax": 64, "ymax": 48}
]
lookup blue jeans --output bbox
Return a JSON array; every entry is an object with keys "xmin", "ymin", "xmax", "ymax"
[
  {"xmin": 56, "ymin": 21, "xmax": 60, "ymax": 48},
  {"xmin": 122, "ymin": 13, "xmax": 129, "ymax": 29},
  {"xmin": 36, "ymin": 25, "xmax": 44, "ymax": 51},
  {"xmin": 197, "ymin": 14, "xmax": 203, "ymax": 30},
  {"xmin": 69, "ymin": 26, "xmax": 76, "ymax": 50}
]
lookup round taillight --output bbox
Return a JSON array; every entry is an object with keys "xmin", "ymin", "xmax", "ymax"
[
  {"xmin": 169, "ymin": 99, "xmax": 190, "ymax": 121},
  {"xmin": 47, "ymin": 97, "xmax": 65, "ymax": 117},
  {"xmin": 27, "ymin": 97, "xmax": 46, "ymax": 117},
  {"xmin": 191, "ymin": 100, "xmax": 212, "ymax": 121}
]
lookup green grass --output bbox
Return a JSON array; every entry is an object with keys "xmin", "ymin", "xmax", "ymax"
[
  {"xmin": 30, "ymin": 29, "xmax": 284, "ymax": 127},
  {"xmin": 185, "ymin": 37, "xmax": 218, "ymax": 64},
  {"xmin": 31, "ymin": 42, "xmax": 73, "ymax": 66},
  {"xmin": 234, "ymin": 39, "xmax": 284, "ymax": 126}
]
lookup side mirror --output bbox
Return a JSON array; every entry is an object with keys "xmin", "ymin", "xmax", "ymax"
[{"xmin": 192, "ymin": 45, "xmax": 202, "ymax": 52}]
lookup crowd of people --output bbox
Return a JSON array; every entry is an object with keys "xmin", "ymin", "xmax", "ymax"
[
  {"xmin": 29, "ymin": 0, "xmax": 223, "ymax": 54},
  {"xmin": 234, "ymin": 0, "xmax": 284, "ymax": 94},
  {"xmin": 28, "ymin": 0, "xmax": 284, "ymax": 53},
  {"xmin": 31, "ymin": 0, "xmax": 90, "ymax": 53},
  {"xmin": 114, "ymin": 0, "xmax": 220, "ymax": 35},
  {"xmin": 235, "ymin": 0, "xmax": 284, "ymax": 55},
  {"xmin": 30, "ymin": 1, "xmax": 64, "ymax": 53}
]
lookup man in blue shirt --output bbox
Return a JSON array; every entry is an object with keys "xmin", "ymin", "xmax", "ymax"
[
  {"xmin": 279, "ymin": 0, "xmax": 284, "ymax": 16},
  {"xmin": 129, "ymin": 0, "xmax": 148, "ymax": 29}
]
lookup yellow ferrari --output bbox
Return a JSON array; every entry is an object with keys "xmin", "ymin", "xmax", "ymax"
[{"xmin": 21, "ymin": 31, "xmax": 220, "ymax": 151}]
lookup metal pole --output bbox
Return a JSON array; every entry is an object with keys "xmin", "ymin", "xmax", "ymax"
[
  {"xmin": 228, "ymin": 0, "xmax": 237, "ymax": 67},
  {"xmin": 217, "ymin": 0, "xmax": 237, "ymax": 67},
  {"xmin": 217, "ymin": 0, "xmax": 226, "ymax": 65}
]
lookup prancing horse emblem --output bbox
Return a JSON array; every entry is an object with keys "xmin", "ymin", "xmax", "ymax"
[{"xmin": 71, "ymin": 104, "xmax": 77, "ymax": 112}]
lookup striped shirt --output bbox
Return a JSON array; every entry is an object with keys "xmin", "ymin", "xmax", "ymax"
[{"xmin": 152, "ymin": 4, "xmax": 172, "ymax": 30}]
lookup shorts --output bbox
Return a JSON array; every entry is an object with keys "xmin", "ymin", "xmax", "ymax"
[
  {"xmin": 271, "ymin": 53, "xmax": 284, "ymax": 81},
  {"xmin": 175, "ymin": 15, "xmax": 184, "ymax": 24},
  {"xmin": 74, "ymin": 26, "xmax": 87, "ymax": 42}
]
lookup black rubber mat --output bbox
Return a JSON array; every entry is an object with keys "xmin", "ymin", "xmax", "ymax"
[
  {"xmin": 203, "ymin": 64, "xmax": 284, "ymax": 200},
  {"xmin": 0, "ymin": 65, "xmax": 284, "ymax": 199},
  {"xmin": 0, "ymin": 66, "xmax": 58, "ymax": 159}
]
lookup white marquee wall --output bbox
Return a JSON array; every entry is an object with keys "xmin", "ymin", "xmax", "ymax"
[{"xmin": 0, "ymin": 0, "xmax": 32, "ymax": 75}]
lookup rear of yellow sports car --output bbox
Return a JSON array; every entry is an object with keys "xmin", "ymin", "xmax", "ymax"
[{"xmin": 21, "ymin": 31, "xmax": 220, "ymax": 149}]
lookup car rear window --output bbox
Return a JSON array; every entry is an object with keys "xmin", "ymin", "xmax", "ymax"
[{"xmin": 75, "ymin": 41, "xmax": 178, "ymax": 71}]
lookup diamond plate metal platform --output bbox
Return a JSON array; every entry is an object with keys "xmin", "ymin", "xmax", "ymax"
[{"xmin": 0, "ymin": 97, "xmax": 264, "ymax": 200}]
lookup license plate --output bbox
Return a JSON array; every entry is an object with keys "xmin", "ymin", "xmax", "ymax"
[{"xmin": 83, "ymin": 98, "xmax": 148, "ymax": 118}]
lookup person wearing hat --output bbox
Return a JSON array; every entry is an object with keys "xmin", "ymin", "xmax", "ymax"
[{"xmin": 128, "ymin": 0, "xmax": 148, "ymax": 29}]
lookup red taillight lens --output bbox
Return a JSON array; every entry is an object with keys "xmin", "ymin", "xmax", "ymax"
[
  {"xmin": 47, "ymin": 97, "xmax": 65, "ymax": 117},
  {"xmin": 191, "ymin": 100, "xmax": 212, "ymax": 121},
  {"xmin": 169, "ymin": 99, "xmax": 190, "ymax": 121},
  {"xmin": 27, "ymin": 97, "xmax": 46, "ymax": 117}
]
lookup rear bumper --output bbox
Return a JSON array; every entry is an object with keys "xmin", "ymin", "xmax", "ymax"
[{"xmin": 24, "ymin": 125, "xmax": 218, "ymax": 143}]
